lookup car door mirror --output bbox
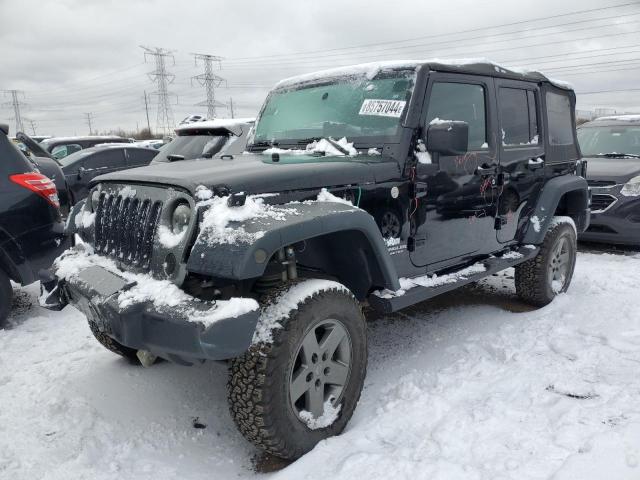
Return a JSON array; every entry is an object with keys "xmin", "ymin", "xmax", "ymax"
[{"xmin": 426, "ymin": 121, "xmax": 469, "ymax": 156}]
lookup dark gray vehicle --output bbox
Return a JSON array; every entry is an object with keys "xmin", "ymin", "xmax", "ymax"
[
  {"xmin": 42, "ymin": 60, "xmax": 589, "ymax": 459},
  {"xmin": 59, "ymin": 145, "xmax": 158, "ymax": 204},
  {"xmin": 151, "ymin": 118, "xmax": 254, "ymax": 164},
  {"xmin": 578, "ymin": 115, "xmax": 640, "ymax": 245}
]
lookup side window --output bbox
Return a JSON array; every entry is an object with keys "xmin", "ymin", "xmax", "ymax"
[
  {"xmin": 84, "ymin": 150, "xmax": 125, "ymax": 171},
  {"xmin": 52, "ymin": 143, "xmax": 81, "ymax": 160},
  {"xmin": 426, "ymin": 82, "xmax": 486, "ymax": 150},
  {"xmin": 126, "ymin": 148, "xmax": 157, "ymax": 166},
  {"xmin": 546, "ymin": 91, "xmax": 574, "ymax": 145},
  {"xmin": 499, "ymin": 87, "xmax": 539, "ymax": 146}
]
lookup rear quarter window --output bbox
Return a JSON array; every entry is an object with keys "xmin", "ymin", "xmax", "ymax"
[{"xmin": 546, "ymin": 92, "xmax": 574, "ymax": 145}]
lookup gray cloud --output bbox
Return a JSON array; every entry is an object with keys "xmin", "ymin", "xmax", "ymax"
[{"xmin": 0, "ymin": 0, "xmax": 638, "ymax": 135}]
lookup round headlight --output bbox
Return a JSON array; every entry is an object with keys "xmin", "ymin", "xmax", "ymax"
[
  {"xmin": 171, "ymin": 203, "xmax": 191, "ymax": 233},
  {"xmin": 90, "ymin": 189, "xmax": 101, "ymax": 212}
]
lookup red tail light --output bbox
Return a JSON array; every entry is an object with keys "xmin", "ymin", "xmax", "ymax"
[{"xmin": 9, "ymin": 172, "xmax": 60, "ymax": 209}]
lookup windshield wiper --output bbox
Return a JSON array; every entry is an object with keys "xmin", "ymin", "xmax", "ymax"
[
  {"xmin": 248, "ymin": 140, "xmax": 279, "ymax": 151},
  {"xmin": 325, "ymin": 137, "xmax": 350, "ymax": 155},
  {"xmin": 597, "ymin": 153, "xmax": 640, "ymax": 158}
]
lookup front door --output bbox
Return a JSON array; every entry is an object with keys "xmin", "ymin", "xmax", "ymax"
[{"xmin": 409, "ymin": 74, "xmax": 501, "ymax": 270}]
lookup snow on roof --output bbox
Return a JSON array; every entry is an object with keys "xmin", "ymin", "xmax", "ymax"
[
  {"xmin": 274, "ymin": 58, "xmax": 573, "ymax": 90},
  {"xmin": 175, "ymin": 118, "xmax": 255, "ymax": 133},
  {"xmin": 40, "ymin": 135, "xmax": 125, "ymax": 145}
]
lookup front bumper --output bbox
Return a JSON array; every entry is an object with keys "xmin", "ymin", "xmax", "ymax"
[
  {"xmin": 41, "ymin": 261, "xmax": 260, "ymax": 364},
  {"xmin": 579, "ymin": 193, "xmax": 640, "ymax": 246}
]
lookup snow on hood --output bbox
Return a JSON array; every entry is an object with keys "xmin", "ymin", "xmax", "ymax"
[{"xmin": 264, "ymin": 137, "xmax": 357, "ymax": 157}]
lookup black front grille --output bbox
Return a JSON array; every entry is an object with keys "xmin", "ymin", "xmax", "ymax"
[
  {"xmin": 94, "ymin": 192, "xmax": 162, "ymax": 269},
  {"xmin": 591, "ymin": 194, "xmax": 616, "ymax": 212},
  {"xmin": 588, "ymin": 180, "xmax": 616, "ymax": 188}
]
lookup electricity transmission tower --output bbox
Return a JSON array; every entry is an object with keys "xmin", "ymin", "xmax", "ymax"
[
  {"xmin": 141, "ymin": 46, "xmax": 177, "ymax": 135},
  {"xmin": 27, "ymin": 119, "xmax": 37, "ymax": 135},
  {"xmin": 84, "ymin": 112, "xmax": 94, "ymax": 135},
  {"xmin": 191, "ymin": 53, "xmax": 226, "ymax": 119},
  {"xmin": 2, "ymin": 90, "xmax": 26, "ymax": 133}
]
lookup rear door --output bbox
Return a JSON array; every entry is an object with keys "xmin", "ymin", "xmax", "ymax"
[{"xmin": 494, "ymin": 80, "xmax": 545, "ymax": 243}]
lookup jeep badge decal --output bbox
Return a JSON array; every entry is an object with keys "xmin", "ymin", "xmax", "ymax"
[{"xmin": 359, "ymin": 99, "xmax": 406, "ymax": 118}]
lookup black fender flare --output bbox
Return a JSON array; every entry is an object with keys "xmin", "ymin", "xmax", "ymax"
[
  {"xmin": 521, "ymin": 175, "xmax": 590, "ymax": 244},
  {"xmin": 186, "ymin": 202, "xmax": 401, "ymax": 295}
]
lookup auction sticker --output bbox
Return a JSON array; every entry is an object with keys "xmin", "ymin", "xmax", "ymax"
[{"xmin": 359, "ymin": 99, "xmax": 406, "ymax": 118}]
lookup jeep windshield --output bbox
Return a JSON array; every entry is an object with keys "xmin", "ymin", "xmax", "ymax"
[
  {"xmin": 578, "ymin": 126, "xmax": 640, "ymax": 158},
  {"xmin": 250, "ymin": 70, "xmax": 416, "ymax": 152}
]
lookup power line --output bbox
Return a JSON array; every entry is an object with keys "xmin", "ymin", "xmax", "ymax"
[
  {"xmin": 223, "ymin": 2, "xmax": 640, "ymax": 63},
  {"xmin": 141, "ymin": 45, "xmax": 177, "ymax": 135},
  {"xmin": 191, "ymin": 53, "xmax": 226, "ymax": 118}
]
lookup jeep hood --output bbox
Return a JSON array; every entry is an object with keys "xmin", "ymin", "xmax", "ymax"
[
  {"xmin": 92, "ymin": 153, "xmax": 400, "ymax": 194},
  {"xmin": 585, "ymin": 156, "xmax": 640, "ymax": 183}
]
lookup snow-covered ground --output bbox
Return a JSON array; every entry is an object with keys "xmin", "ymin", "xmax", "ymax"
[{"xmin": 2, "ymin": 248, "xmax": 640, "ymax": 479}]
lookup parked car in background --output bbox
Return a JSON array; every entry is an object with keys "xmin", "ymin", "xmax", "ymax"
[
  {"xmin": 59, "ymin": 144, "xmax": 158, "ymax": 204},
  {"xmin": 13, "ymin": 132, "xmax": 73, "ymax": 216},
  {"xmin": 0, "ymin": 123, "xmax": 68, "ymax": 326},
  {"xmin": 577, "ymin": 115, "xmax": 640, "ymax": 245},
  {"xmin": 40, "ymin": 135, "xmax": 132, "ymax": 160},
  {"xmin": 151, "ymin": 118, "xmax": 254, "ymax": 163}
]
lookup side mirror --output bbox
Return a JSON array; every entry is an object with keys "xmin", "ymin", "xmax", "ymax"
[{"xmin": 426, "ymin": 121, "xmax": 469, "ymax": 156}]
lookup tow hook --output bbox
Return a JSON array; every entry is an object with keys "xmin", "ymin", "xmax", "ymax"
[{"xmin": 136, "ymin": 349, "xmax": 157, "ymax": 367}]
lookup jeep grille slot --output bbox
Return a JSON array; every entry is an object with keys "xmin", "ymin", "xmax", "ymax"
[{"xmin": 94, "ymin": 191, "xmax": 162, "ymax": 269}]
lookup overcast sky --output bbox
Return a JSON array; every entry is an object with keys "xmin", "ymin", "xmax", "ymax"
[{"xmin": 0, "ymin": 0, "xmax": 639, "ymax": 136}]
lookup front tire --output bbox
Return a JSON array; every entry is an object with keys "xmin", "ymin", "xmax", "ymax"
[
  {"xmin": 515, "ymin": 220, "xmax": 577, "ymax": 307},
  {"xmin": 228, "ymin": 280, "xmax": 367, "ymax": 460},
  {"xmin": 87, "ymin": 318, "xmax": 140, "ymax": 363},
  {"xmin": 0, "ymin": 269, "xmax": 12, "ymax": 327}
]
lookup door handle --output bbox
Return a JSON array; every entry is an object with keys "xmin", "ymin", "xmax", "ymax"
[{"xmin": 476, "ymin": 163, "xmax": 498, "ymax": 176}]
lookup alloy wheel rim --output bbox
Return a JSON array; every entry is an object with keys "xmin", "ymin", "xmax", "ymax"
[
  {"xmin": 548, "ymin": 236, "xmax": 570, "ymax": 293},
  {"xmin": 289, "ymin": 319, "xmax": 352, "ymax": 420}
]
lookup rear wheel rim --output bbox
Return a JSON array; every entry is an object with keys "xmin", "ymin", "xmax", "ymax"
[
  {"xmin": 289, "ymin": 319, "xmax": 352, "ymax": 420},
  {"xmin": 548, "ymin": 236, "xmax": 571, "ymax": 293}
]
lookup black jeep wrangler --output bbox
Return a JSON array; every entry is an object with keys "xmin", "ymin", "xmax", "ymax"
[{"xmin": 42, "ymin": 60, "xmax": 589, "ymax": 459}]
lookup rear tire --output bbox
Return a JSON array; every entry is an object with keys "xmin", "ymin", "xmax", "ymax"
[
  {"xmin": 87, "ymin": 318, "xmax": 140, "ymax": 363},
  {"xmin": 228, "ymin": 280, "xmax": 367, "ymax": 460},
  {"xmin": 515, "ymin": 220, "xmax": 577, "ymax": 307},
  {"xmin": 0, "ymin": 269, "xmax": 12, "ymax": 328}
]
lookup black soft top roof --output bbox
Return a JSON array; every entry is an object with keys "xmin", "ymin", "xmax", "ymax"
[{"xmin": 275, "ymin": 59, "xmax": 574, "ymax": 92}]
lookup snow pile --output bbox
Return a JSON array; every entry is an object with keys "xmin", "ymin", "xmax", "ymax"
[
  {"xmin": 253, "ymin": 279, "xmax": 350, "ymax": 344},
  {"xmin": 415, "ymin": 139, "xmax": 432, "ymax": 164},
  {"xmin": 54, "ymin": 246, "xmax": 258, "ymax": 328},
  {"xmin": 299, "ymin": 400, "xmax": 342, "ymax": 430},
  {"xmin": 316, "ymin": 188, "xmax": 353, "ymax": 206},
  {"xmin": 264, "ymin": 137, "xmax": 357, "ymax": 157},
  {"xmin": 501, "ymin": 250, "xmax": 523, "ymax": 260},
  {"xmin": 530, "ymin": 215, "xmax": 542, "ymax": 233},
  {"xmin": 375, "ymin": 262, "xmax": 487, "ymax": 298},
  {"xmin": 157, "ymin": 225, "xmax": 187, "ymax": 248},
  {"xmin": 367, "ymin": 147, "xmax": 381, "ymax": 156}
]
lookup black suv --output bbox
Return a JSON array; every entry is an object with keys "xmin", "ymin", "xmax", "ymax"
[
  {"xmin": 42, "ymin": 61, "xmax": 589, "ymax": 459},
  {"xmin": 0, "ymin": 123, "xmax": 69, "ymax": 325},
  {"xmin": 40, "ymin": 136, "xmax": 132, "ymax": 160}
]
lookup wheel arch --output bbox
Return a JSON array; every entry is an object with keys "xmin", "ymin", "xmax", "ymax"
[{"xmin": 521, "ymin": 175, "xmax": 589, "ymax": 244}]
